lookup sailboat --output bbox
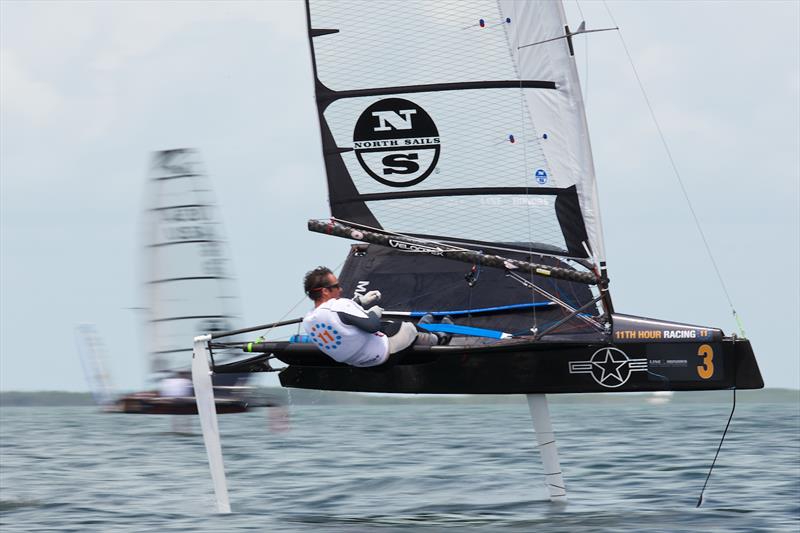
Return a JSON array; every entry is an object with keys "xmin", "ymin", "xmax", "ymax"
[
  {"xmin": 116, "ymin": 148, "xmax": 250, "ymax": 415},
  {"xmin": 75, "ymin": 323, "xmax": 116, "ymax": 409},
  {"xmin": 191, "ymin": 1, "xmax": 763, "ymax": 511}
]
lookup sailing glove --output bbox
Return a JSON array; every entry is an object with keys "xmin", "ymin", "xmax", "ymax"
[
  {"xmin": 366, "ymin": 305, "xmax": 384, "ymax": 319},
  {"xmin": 353, "ymin": 290, "xmax": 381, "ymax": 308}
]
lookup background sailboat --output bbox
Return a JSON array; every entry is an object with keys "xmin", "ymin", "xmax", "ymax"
[
  {"xmin": 74, "ymin": 323, "xmax": 116, "ymax": 409},
  {"xmin": 117, "ymin": 148, "xmax": 252, "ymax": 414}
]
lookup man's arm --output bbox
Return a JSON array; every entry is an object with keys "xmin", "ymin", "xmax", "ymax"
[{"xmin": 337, "ymin": 309, "xmax": 381, "ymax": 333}]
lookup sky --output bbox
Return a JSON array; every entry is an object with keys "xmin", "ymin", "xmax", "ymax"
[{"xmin": 1, "ymin": 1, "xmax": 798, "ymax": 392}]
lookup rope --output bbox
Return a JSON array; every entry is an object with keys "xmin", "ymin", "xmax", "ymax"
[
  {"xmin": 601, "ymin": 1, "xmax": 745, "ymax": 338},
  {"xmin": 510, "ymin": 0, "xmax": 541, "ymax": 332},
  {"xmin": 256, "ymin": 259, "xmax": 348, "ymax": 342},
  {"xmin": 573, "ymin": 0, "xmax": 589, "ymax": 105},
  {"xmin": 696, "ymin": 388, "xmax": 737, "ymax": 507}
]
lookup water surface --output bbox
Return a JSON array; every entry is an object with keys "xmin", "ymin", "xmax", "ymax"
[{"xmin": 1, "ymin": 398, "xmax": 798, "ymax": 531}]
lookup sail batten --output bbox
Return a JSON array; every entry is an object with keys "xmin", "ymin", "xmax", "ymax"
[
  {"xmin": 147, "ymin": 240, "xmax": 224, "ymax": 248},
  {"xmin": 150, "ymin": 315, "xmax": 235, "ymax": 324},
  {"xmin": 333, "ymin": 186, "xmax": 568, "ymax": 203},
  {"xmin": 152, "ymin": 173, "xmax": 201, "ymax": 181},
  {"xmin": 149, "ymin": 203, "xmax": 214, "ymax": 212},
  {"xmin": 316, "ymin": 80, "xmax": 558, "ymax": 106}
]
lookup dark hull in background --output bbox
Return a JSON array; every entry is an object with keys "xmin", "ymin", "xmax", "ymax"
[
  {"xmin": 115, "ymin": 393, "xmax": 248, "ymax": 415},
  {"xmin": 112, "ymin": 372, "xmax": 254, "ymax": 415},
  {"xmin": 274, "ymin": 336, "xmax": 761, "ymax": 394}
]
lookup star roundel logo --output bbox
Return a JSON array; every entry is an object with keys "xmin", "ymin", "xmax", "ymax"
[
  {"xmin": 353, "ymin": 97, "xmax": 441, "ymax": 188},
  {"xmin": 569, "ymin": 347, "xmax": 648, "ymax": 388}
]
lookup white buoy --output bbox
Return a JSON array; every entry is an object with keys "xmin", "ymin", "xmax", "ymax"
[
  {"xmin": 192, "ymin": 334, "xmax": 231, "ymax": 513},
  {"xmin": 526, "ymin": 394, "xmax": 567, "ymax": 501}
]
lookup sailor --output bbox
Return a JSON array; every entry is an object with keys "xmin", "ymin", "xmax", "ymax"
[
  {"xmin": 158, "ymin": 371, "xmax": 193, "ymax": 397},
  {"xmin": 302, "ymin": 266, "xmax": 451, "ymax": 367}
]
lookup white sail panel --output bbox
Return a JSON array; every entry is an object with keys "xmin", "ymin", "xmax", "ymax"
[
  {"xmin": 500, "ymin": 0, "xmax": 606, "ymax": 262},
  {"xmin": 367, "ymin": 194, "xmax": 567, "ymax": 252},
  {"xmin": 310, "ymin": 0, "xmax": 518, "ymax": 91},
  {"xmin": 148, "ymin": 279, "xmax": 237, "ymax": 323}
]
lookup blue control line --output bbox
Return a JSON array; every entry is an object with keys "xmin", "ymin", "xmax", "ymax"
[
  {"xmin": 418, "ymin": 323, "xmax": 512, "ymax": 340},
  {"xmin": 386, "ymin": 301, "xmax": 555, "ymax": 318}
]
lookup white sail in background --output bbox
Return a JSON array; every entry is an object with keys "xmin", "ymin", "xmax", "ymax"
[
  {"xmin": 142, "ymin": 149, "xmax": 241, "ymax": 377},
  {"xmin": 75, "ymin": 324, "xmax": 116, "ymax": 406}
]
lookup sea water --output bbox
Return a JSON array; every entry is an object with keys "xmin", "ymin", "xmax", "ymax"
[{"xmin": 1, "ymin": 398, "xmax": 798, "ymax": 532}]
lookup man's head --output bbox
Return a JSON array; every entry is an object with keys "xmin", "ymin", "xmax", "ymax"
[{"xmin": 303, "ymin": 266, "xmax": 342, "ymax": 305}]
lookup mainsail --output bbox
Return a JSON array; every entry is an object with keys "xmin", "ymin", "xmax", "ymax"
[
  {"xmin": 307, "ymin": 0, "xmax": 604, "ymax": 264},
  {"xmin": 305, "ymin": 0, "xmax": 609, "ymax": 335},
  {"xmin": 142, "ymin": 149, "xmax": 241, "ymax": 376}
]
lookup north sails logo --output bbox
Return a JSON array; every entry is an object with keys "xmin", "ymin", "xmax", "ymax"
[
  {"xmin": 353, "ymin": 98, "xmax": 440, "ymax": 187},
  {"xmin": 569, "ymin": 347, "xmax": 648, "ymax": 388}
]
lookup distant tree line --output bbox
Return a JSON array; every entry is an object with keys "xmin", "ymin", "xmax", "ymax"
[{"xmin": 0, "ymin": 391, "xmax": 96, "ymax": 406}]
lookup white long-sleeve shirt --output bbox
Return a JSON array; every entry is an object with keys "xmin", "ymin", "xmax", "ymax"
[{"xmin": 302, "ymin": 298, "xmax": 389, "ymax": 367}]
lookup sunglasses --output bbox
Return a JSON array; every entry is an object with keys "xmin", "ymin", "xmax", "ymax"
[{"xmin": 309, "ymin": 282, "xmax": 341, "ymax": 294}]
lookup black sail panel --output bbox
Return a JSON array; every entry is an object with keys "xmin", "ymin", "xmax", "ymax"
[{"xmin": 337, "ymin": 244, "xmax": 603, "ymax": 341}]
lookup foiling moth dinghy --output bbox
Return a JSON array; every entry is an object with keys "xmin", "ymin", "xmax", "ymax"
[{"xmin": 192, "ymin": 0, "xmax": 763, "ymax": 512}]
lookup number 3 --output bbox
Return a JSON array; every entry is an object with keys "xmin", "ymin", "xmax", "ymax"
[{"xmin": 697, "ymin": 344, "xmax": 714, "ymax": 379}]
